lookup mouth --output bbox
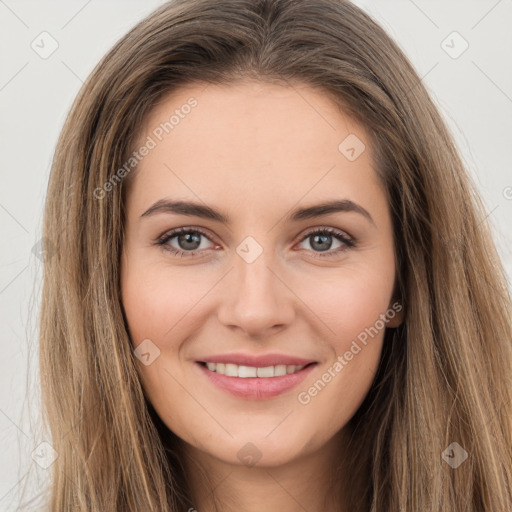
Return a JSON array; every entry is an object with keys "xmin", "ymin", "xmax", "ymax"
[
  {"xmin": 195, "ymin": 360, "xmax": 318, "ymax": 400},
  {"xmin": 198, "ymin": 361, "xmax": 316, "ymax": 378}
]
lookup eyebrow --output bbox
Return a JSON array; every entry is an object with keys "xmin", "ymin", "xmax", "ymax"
[{"xmin": 140, "ymin": 198, "xmax": 375, "ymax": 225}]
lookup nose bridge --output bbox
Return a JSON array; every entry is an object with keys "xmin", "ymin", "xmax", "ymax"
[
  {"xmin": 217, "ymin": 235, "xmax": 295, "ymax": 335},
  {"xmin": 235, "ymin": 237, "xmax": 281, "ymax": 308},
  {"xmin": 238, "ymin": 244, "xmax": 275, "ymax": 293}
]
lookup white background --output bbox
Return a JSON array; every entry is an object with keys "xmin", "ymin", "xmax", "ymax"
[{"xmin": 0, "ymin": 1, "xmax": 511, "ymax": 509}]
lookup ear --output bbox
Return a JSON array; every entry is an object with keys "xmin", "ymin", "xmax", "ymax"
[{"xmin": 385, "ymin": 299, "xmax": 404, "ymax": 328}]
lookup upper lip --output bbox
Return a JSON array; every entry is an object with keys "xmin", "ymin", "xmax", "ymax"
[{"xmin": 197, "ymin": 353, "xmax": 316, "ymax": 367}]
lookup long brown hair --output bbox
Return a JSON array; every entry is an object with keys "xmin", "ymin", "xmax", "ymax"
[{"xmin": 32, "ymin": 0, "xmax": 512, "ymax": 510}]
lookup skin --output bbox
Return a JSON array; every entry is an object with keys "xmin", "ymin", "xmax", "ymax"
[{"xmin": 120, "ymin": 80, "xmax": 403, "ymax": 512}]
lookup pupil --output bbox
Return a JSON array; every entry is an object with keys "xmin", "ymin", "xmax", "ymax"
[
  {"xmin": 179, "ymin": 232, "xmax": 200, "ymax": 250},
  {"xmin": 312, "ymin": 234, "xmax": 332, "ymax": 252}
]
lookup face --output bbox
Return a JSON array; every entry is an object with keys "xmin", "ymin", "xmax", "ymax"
[{"xmin": 121, "ymin": 80, "xmax": 402, "ymax": 468}]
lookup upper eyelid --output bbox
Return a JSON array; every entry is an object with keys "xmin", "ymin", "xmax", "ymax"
[{"xmin": 159, "ymin": 226, "xmax": 218, "ymax": 245}]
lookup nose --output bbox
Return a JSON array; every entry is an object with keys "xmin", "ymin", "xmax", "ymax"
[{"xmin": 216, "ymin": 246, "xmax": 296, "ymax": 338}]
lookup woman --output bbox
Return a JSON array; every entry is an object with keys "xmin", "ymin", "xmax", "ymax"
[{"xmin": 34, "ymin": 0, "xmax": 512, "ymax": 510}]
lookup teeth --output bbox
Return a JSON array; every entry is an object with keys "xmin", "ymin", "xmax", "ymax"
[
  {"xmin": 225, "ymin": 363, "xmax": 238, "ymax": 377},
  {"xmin": 204, "ymin": 362, "xmax": 306, "ymax": 377},
  {"xmin": 274, "ymin": 364, "xmax": 287, "ymax": 376},
  {"xmin": 239, "ymin": 365, "xmax": 258, "ymax": 377},
  {"xmin": 257, "ymin": 366, "xmax": 274, "ymax": 377}
]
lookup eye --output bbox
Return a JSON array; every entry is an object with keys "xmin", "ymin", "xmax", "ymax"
[
  {"xmin": 155, "ymin": 226, "xmax": 356, "ymax": 259},
  {"xmin": 155, "ymin": 227, "xmax": 216, "ymax": 257},
  {"xmin": 296, "ymin": 227, "xmax": 355, "ymax": 258}
]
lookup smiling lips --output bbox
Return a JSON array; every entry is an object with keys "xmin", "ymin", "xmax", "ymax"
[
  {"xmin": 196, "ymin": 352, "xmax": 317, "ymax": 399},
  {"xmin": 204, "ymin": 361, "xmax": 307, "ymax": 378}
]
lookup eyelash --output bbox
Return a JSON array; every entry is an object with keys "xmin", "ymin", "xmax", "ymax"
[{"xmin": 155, "ymin": 226, "xmax": 356, "ymax": 259}]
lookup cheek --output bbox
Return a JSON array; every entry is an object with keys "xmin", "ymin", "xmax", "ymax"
[
  {"xmin": 121, "ymin": 260, "xmax": 204, "ymax": 345},
  {"xmin": 120, "ymin": 265, "xmax": 199, "ymax": 422},
  {"xmin": 120, "ymin": 260, "xmax": 214, "ymax": 402},
  {"xmin": 296, "ymin": 263, "xmax": 395, "ymax": 345},
  {"xmin": 294, "ymin": 287, "xmax": 391, "ymax": 435},
  {"xmin": 290, "ymin": 262, "xmax": 394, "ymax": 416}
]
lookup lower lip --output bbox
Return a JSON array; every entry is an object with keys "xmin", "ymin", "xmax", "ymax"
[{"xmin": 196, "ymin": 362, "xmax": 317, "ymax": 400}]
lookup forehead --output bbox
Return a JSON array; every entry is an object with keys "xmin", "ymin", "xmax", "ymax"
[{"xmin": 128, "ymin": 81, "xmax": 383, "ymax": 215}]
